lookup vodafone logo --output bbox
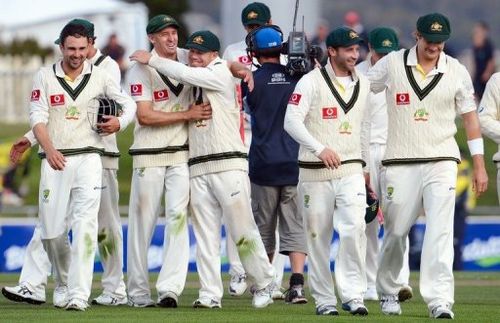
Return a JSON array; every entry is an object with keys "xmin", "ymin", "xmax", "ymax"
[
  {"xmin": 31, "ymin": 89, "xmax": 40, "ymax": 102},
  {"xmin": 238, "ymin": 55, "xmax": 251, "ymax": 65},
  {"xmin": 50, "ymin": 94, "xmax": 65, "ymax": 106},
  {"xmin": 153, "ymin": 89, "xmax": 169, "ymax": 102},
  {"xmin": 396, "ymin": 93, "xmax": 410, "ymax": 105},
  {"xmin": 288, "ymin": 93, "xmax": 302, "ymax": 105},
  {"xmin": 322, "ymin": 107, "xmax": 338, "ymax": 119},
  {"xmin": 130, "ymin": 84, "xmax": 143, "ymax": 96}
]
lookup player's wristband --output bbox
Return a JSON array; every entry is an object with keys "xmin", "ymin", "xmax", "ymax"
[{"xmin": 467, "ymin": 138, "xmax": 484, "ymax": 156}]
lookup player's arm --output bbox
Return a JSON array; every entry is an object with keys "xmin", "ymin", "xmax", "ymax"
[
  {"xmin": 29, "ymin": 70, "xmax": 65, "ymax": 170},
  {"xmin": 360, "ymin": 92, "xmax": 371, "ymax": 182},
  {"xmin": 456, "ymin": 65, "xmax": 488, "ymax": 196},
  {"xmin": 478, "ymin": 74, "xmax": 500, "ymax": 144},
  {"xmin": 135, "ymin": 101, "xmax": 212, "ymax": 126},
  {"xmin": 100, "ymin": 73, "xmax": 137, "ymax": 134},
  {"xmin": 131, "ymin": 51, "xmax": 226, "ymax": 91},
  {"xmin": 9, "ymin": 130, "xmax": 37, "ymax": 164},
  {"xmin": 367, "ymin": 53, "xmax": 390, "ymax": 94},
  {"xmin": 284, "ymin": 76, "xmax": 341, "ymax": 169},
  {"xmin": 228, "ymin": 61, "xmax": 254, "ymax": 91}
]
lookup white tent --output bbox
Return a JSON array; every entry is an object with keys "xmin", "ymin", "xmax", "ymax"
[{"xmin": 0, "ymin": 0, "xmax": 149, "ymax": 57}]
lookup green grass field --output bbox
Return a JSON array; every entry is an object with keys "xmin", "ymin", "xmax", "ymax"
[
  {"xmin": 1, "ymin": 121, "xmax": 499, "ymax": 209},
  {"xmin": 1, "ymin": 272, "xmax": 500, "ymax": 322}
]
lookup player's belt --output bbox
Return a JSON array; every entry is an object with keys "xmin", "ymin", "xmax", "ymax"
[
  {"xmin": 188, "ymin": 151, "xmax": 248, "ymax": 166},
  {"xmin": 102, "ymin": 151, "xmax": 120, "ymax": 158},
  {"xmin": 382, "ymin": 157, "xmax": 460, "ymax": 166},
  {"xmin": 38, "ymin": 146, "xmax": 105, "ymax": 159},
  {"xmin": 129, "ymin": 144, "xmax": 189, "ymax": 156},
  {"xmin": 298, "ymin": 159, "xmax": 366, "ymax": 169}
]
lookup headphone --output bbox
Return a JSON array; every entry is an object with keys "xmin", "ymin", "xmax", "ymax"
[{"xmin": 245, "ymin": 24, "xmax": 283, "ymax": 55}]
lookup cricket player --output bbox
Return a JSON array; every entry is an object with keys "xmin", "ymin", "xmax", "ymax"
[
  {"xmin": 130, "ymin": 30, "xmax": 276, "ymax": 309},
  {"xmin": 26, "ymin": 21, "xmax": 135, "ymax": 311},
  {"xmin": 284, "ymin": 26, "xmax": 371, "ymax": 316},
  {"xmin": 356, "ymin": 27, "xmax": 412, "ymax": 302},
  {"xmin": 368, "ymin": 13, "xmax": 488, "ymax": 319},
  {"xmin": 478, "ymin": 73, "xmax": 500, "ymax": 204},
  {"xmin": 125, "ymin": 15, "xmax": 211, "ymax": 308},
  {"xmin": 2, "ymin": 19, "xmax": 129, "ymax": 307},
  {"xmin": 222, "ymin": 1, "xmax": 286, "ymax": 299}
]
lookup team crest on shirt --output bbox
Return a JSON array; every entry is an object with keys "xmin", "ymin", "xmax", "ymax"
[
  {"xmin": 386, "ymin": 186, "xmax": 394, "ymax": 200},
  {"xmin": 289, "ymin": 93, "xmax": 302, "ymax": 105},
  {"xmin": 396, "ymin": 93, "xmax": 410, "ymax": 105},
  {"xmin": 171, "ymin": 103, "xmax": 182, "ymax": 112},
  {"xmin": 31, "ymin": 89, "xmax": 40, "ymax": 101},
  {"xmin": 339, "ymin": 120, "xmax": 352, "ymax": 134},
  {"xmin": 42, "ymin": 189, "xmax": 50, "ymax": 203},
  {"xmin": 195, "ymin": 120, "xmax": 207, "ymax": 127},
  {"xmin": 65, "ymin": 106, "xmax": 80, "ymax": 120},
  {"xmin": 50, "ymin": 94, "xmax": 65, "ymax": 106},
  {"xmin": 322, "ymin": 107, "xmax": 338, "ymax": 119},
  {"xmin": 130, "ymin": 84, "xmax": 142, "ymax": 96},
  {"xmin": 153, "ymin": 89, "xmax": 169, "ymax": 102},
  {"xmin": 137, "ymin": 168, "xmax": 145, "ymax": 177},
  {"xmin": 413, "ymin": 108, "xmax": 429, "ymax": 121}
]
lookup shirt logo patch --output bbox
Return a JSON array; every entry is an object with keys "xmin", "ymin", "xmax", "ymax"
[
  {"xmin": 31, "ymin": 90, "xmax": 40, "ymax": 102},
  {"xmin": 50, "ymin": 94, "xmax": 65, "ymax": 106},
  {"xmin": 289, "ymin": 93, "xmax": 302, "ymax": 105},
  {"xmin": 396, "ymin": 93, "xmax": 410, "ymax": 105},
  {"xmin": 322, "ymin": 107, "xmax": 338, "ymax": 119},
  {"xmin": 153, "ymin": 89, "xmax": 169, "ymax": 102},
  {"xmin": 238, "ymin": 55, "xmax": 251, "ymax": 65},
  {"xmin": 130, "ymin": 84, "xmax": 142, "ymax": 96}
]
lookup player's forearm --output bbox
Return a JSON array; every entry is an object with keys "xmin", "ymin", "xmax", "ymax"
[
  {"xmin": 149, "ymin": 56, "xmax": 225, "ymax": 91},
  {"xmin": 33, "ymin": 123, "xmax": 56, "ymax": 153},
  {"xmin": 462, "ymin": 110, "xmax": 483, "ymax": 140}
]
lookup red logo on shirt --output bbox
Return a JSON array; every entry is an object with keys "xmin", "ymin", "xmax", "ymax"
[
  {"xmin": 238, "ymin": 55, "xmax": 251, "ymax": 65},
  {"xmin": 31, "ymin": 90, "xmax": 40, "ymax": 102},
  {"xmin": 289, "ymin": 93, "xmax": 302, "ymax": 105},
  {"xmin": 50, "ymin": 94, "xmax": 65, "ymax": 106},
  {"xmin": 153, "ymin": 89, "xmax": 169, "ymax": 102},
  {"xmin": 322, "ymin": 107, "xmax": 338, "ymax": 119},
  {"xmin": 396, "ymin": 93, "xmax": 410, "ymax": 105},
  {"xmin": 130, "ymin": 84, "xmax": 142, "ymax": 96}
]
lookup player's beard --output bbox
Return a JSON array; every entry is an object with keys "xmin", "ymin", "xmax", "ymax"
[{"xmin": 67, "ymin": 55, "xmax": 85, "ymax": 70}]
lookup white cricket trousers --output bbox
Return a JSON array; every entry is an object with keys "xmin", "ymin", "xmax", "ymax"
[
  {"xmin": 127, "ymin": 164, "xmax": 190, "ymax": 299},
  {"xmin": 496, "ymin": 164, "xmax": 500, "ymax": 204},
  {"xmin": 18, "ymin": 169, "xmax": 125, "ymax": 298},
  {"xmin": 299, "ymin": 173, "xmax": 367, "ymax": 307},
  {"xmin": 377, "ymin": 161, "xmax": 457, "ymax": 308},
  {"xmin": 365, "ymin": 144, "xmax": 409, "ymax": 291},
  {"xmin": 39, "ymin": 153, "xmax": 102, "ymax": 301},
  {"xmin": 190, "ymin": 170, "xmax": 275, "ymax": 301}
]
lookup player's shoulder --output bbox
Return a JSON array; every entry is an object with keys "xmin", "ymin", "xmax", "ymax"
[{"xmin": 222, "ymin": 40, "xmax": 246, "ymax": 59}]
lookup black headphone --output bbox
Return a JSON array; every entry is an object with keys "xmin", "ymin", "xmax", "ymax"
[{"xmin": 245, "ymin": 24, "xmax": 283, "ymax": 54}]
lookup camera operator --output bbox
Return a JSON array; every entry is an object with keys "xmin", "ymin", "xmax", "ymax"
[{"xmin": 242, "ymin": 25, "xmax": 307, "ymax": 305}]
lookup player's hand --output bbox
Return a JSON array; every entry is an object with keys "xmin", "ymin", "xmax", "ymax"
[
  {"xmin": 45, "ymin": 148, "xmax": 66, "ymax": 170},
  {"xmin": 238, "ymin": 69, "xmax": 254, "ymax": 92},
  {"xmin": 471, "ymin": 156, "xmax": 488, "ymax": 197},
  {"xmin": 318, "ymin": 147, "xmax": 341, "ymax": 169},
  {"xmin": 10, "ymin": 137, "xmax": 31, "ymax": 164},
  {"xmin": 187, "ymin": 102, "xmax": 212, "ymax": 121},
  {"xmin": 98, "ymin": 115, "xmax": 121, "ymax": 135},
  {"xmin": 129, "ymin": 50, "xmax": 152, "ymax": 64}
]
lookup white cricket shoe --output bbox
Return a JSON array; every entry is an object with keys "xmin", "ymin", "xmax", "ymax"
[
  {"xmin": 364, "ymin": 286, "xmax": 379, "ymax": 301},
  {"xmin": 65, "ymin": 298, "xmax": 88, "ymax": 311},
  {"xmin": 380, "ymin": 294, "xmax": 402, "ymax": 315},
  {"xmin": 342, "ymin": 298, "xmax": 368, "ymax": 315},
  {"xmin": 430, "ymin": 303, "xmax": 454, "ymax": 319},
  {"xmin": 92, "ymin": 293, "xmax": 128, "ymax": 306},
  {"xmin": 192, "ymin": 297, "xmax": 221, "ymax": 309},
  {"xmin": 53, "ymin": 285, "xmax": 69, "ymax": 308},
  {"xmin": 228, "ymin": 273, "xmax": 247, "ymax": 296},
  {"xmin": 127, "ymin": 295, "xmax": 155, "ymax": 308},
  {"xmin": 2, "ymin": 284, "xmax": 45, "ymax": 305},
  {"xmin": 252, "ymin": 283, "xmax": 274, "ymax": 308}
]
